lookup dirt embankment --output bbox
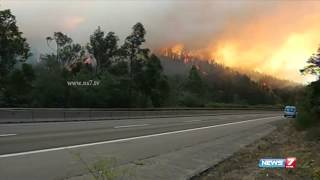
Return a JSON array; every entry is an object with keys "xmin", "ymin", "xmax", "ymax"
[{"xmin": 192, "ymin": 120, "xmax": 320, "ymax": 180}]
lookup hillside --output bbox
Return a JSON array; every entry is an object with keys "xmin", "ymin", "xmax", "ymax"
[{"xmin": 159, "ymin": 55, "xmax": 299, "ymax": 89}]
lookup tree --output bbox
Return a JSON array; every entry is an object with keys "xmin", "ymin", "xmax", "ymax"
[
  {"xmin": 0, "ymin": 9, "xmax": 31, "ymax": 106},
  {"xmin": 186, "ymin": 65, "xmax": 204, "ymax": 95},
  {"xmin": 108, "ymin": 61, "xmax": 128, "ymax": 76},
  {"xmin": 121, "ymin": 22, "xmax": 149, "ymax": 80},
  {"xmin": 298, "ymin": 46, "xmax": 320, "ymax": 127},
  {"xmin": 144, "ymin": 54, "xmax": 169, "ymax": 107},
  {"xmin": 120, "ymin": 22, "xmax": 150, "ymax": 106},
  {"xmin": 301, "ymin": 47, "xmax": 320, "ymax": 77},
  {"xmin": 3, "ymin": 63, "xmax": 35, "ymax": 106},
  {"xmin": 122, "ymin": 23, "xmax": 146, "ymax": 51},
  {"xmin": 87, "ymin": 27, "xmax": 119, "ymax": 72},
  {"xmin": 0, "ymin": 9, "xmax": 30, "ymax": 83},
  {"xmin": 46, "ymin": 32, "xmax": 84, "ymax": 69},
  {"xmin": 32, "ymin": 65, "xmax": 67, "ymax": 107},
  {"xmin": 178, "ymin": 65, "xmax": 205, "ymax": 107}
]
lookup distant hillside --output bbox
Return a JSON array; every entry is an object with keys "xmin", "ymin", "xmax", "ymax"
[
  {"xmin": 159, "ymin": 55, "xmax": 300, "ymax": 90},
  {"xmin": 239, "ymin": 69, "xmax": 301, "ymax": 89}
]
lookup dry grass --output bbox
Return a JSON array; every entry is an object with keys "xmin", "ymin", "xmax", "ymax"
[{"xmin": 192, "ymin": 120, "xmax": 320, "ymax": 180}]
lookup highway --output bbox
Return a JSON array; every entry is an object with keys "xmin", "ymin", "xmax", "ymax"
[{"xmin": 0, "ymin": 111, "xmax": 284, "ymax": 180}]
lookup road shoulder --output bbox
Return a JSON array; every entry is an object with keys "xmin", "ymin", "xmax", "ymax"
[{"xmin": 191, "ymin": 120, "xmax": 320, "ymax": 180}]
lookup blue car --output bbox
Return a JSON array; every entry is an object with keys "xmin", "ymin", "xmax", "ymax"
[{"xmin": 284, "ymin": 106, "xmax": 297, "ymax": 118}]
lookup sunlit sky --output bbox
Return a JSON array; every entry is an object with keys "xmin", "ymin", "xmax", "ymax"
[{"xmin": 1, "ymin": 0, "xmax": 320, "ymax": 83}]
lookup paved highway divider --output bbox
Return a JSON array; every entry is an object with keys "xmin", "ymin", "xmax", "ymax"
[{"xmin": 0, "ymin": 108, "xmax": 281, "ymax": 124}]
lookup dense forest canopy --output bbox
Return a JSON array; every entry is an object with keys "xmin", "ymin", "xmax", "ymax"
[{"xmin": 0, "ymin": 9, "xmax": 301, "ymax": 108}]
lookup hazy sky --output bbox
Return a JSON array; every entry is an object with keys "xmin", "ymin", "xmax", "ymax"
[
  {"xmin": 1, "ymin": 0, "xmax": 320, "ymax": 83},
  {"xmin": 1, "ymin": 0, "xmax": 262, "ymax": 49}
]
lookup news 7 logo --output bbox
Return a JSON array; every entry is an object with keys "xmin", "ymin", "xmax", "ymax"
[
  {"xmin": 285, "ymin": 157, "xmax": 296, "ymax": 168},
  {"xmin": 259, "ymin": 157, "xmax": 296, "ymax": 168}
]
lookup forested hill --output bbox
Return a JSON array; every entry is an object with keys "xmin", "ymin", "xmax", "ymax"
[
  {"xmin": 160, "ymin": 56, "xmax": 299, "ymax": 89},
  {"xmin": 0, "ymin": 8, "xmax": 300, "ymax": 108},
  {"xmin": 159, "ymin": 56, "xmax": 301, "ymax": 107}
]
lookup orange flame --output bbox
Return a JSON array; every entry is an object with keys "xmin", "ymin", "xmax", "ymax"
[
  {"xmin": 171, "ymin": 44, "xmax": 184, "ymax": 57},
  {"xmin": 159, "ymin": 4, "xmax": 320, "ymax": 83}
]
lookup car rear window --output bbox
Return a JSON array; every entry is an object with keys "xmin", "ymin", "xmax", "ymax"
[{"xmin": 285, "ymin": 108, "xmax": 295, "ymax": 112}]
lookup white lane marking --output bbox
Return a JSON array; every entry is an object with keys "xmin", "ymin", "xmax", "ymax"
[
  {"xmin": 0, "ymin": 134, "xmax": 17, "ymax": 137},
  {"xmin": 185, "ymin": 119, "xmax": 202, "ymax": 123},
  {"xmin": 0, "ymin": 116, "xmax": 281, "ymax": 158},
  {"xmin": 114, "ymin": 124, "xmax": 149, "ymax": 129}
]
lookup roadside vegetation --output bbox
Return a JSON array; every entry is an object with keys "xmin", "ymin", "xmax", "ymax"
[
  {"xmin": 297, "ymin": 48, "xmax": 320, "ymax": 129},
  {"xmin": 71, "ymin": 152, "xmax": 133, "ymax": 180},
  {"xmin": 0, "ymin": 8, "xmax": 299, "ymax": 108}
]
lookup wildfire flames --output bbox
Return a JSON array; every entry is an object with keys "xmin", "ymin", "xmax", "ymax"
[
  {"xmin": 159, "ymin": 33, "xmax": 320, "ymax": 83},
  {"xmin": 157, "ymin": 2, "xmax": 320, "ymax": 83}
]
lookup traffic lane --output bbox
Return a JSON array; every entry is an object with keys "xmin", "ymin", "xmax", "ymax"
[
  {"xmin": 0, "ymin": 116, "xmax": 284, "ymax": 180},
  {"xmin": 0, "ymin": 112, "xmax": 281, "ymax": 135},
  {"xmin": 0, "ymin": 113, "xmax": 281, "ymax": 154}
]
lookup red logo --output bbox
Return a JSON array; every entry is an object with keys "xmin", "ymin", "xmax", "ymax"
[{"xmin": 285, "ymin": 157, "xmax": 296, "ymax": 168}]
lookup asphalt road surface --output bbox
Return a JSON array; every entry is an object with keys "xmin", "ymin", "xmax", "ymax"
[{"xmin": 0, "ymin": 111, "xmax": 284, "ymax": 180}]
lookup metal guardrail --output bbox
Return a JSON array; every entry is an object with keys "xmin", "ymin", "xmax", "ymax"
[
  {"xmin": 0, "ymin": 107, "xmax": 281, "ymax": 123},
  {"xmin": 0, "ymin": 106, "xmax": 282, "ymax": 111}
]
